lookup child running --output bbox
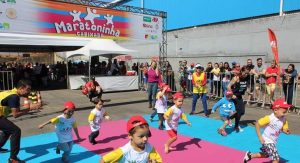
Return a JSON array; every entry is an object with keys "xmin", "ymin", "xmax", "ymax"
[
  {"xmin": 164, "ymin": 92, "xmax": 192, "ymax": 154},
  {"xmin": 38, "ymin": 101, "xmax": 82, "ymax": 163},
  {"xmin": 211, "ymin": 90, "xmax": 236, "ymax": 136},
  {"xmin": 155, "ymin": 83, "xmax": 171, "ymax": 130},
  {"xmin": 88, "ymin": 98, "xmax": 110, "ymax": 145},
  {"xmin": 243, "ymin": 98, "xmax": 291, "ymax": 163},
  {"xmin": 100, "ymin": 115, "xmax": 162, "ymax": 163}
]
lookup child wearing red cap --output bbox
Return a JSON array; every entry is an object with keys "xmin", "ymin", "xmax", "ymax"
[
  {"xmin": 151, "ymin": 83, "xmax": 171, "ymax": 130},
  {"xmin": 164, "ymin": 92, "xmax": 192, "ymax": 154},
  {"xmin": 101, "ymin": 115, "xmax": 162, "ymax": 163},
  {"xmin": 88, "ymin": 98, "xmax": 110, "ymax": 145},
  {"xmin": 38, "ymin": 101, "xmax": 82, "ymax": 163},
  {"xmin": 211, "ymin": 90, "xmax": 236, "ymax": 136},
  {"xmin": 243, "ymin": 98, "xmax": 291, "ymax": 163}
]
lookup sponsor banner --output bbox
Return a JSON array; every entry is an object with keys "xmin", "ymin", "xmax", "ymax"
[
  {"xmin": 0, "ymin": 0, "xmax": 162, "ymax": 42},
  {"xmin": 69, "ymin": 75, "xmax": 138, "ymax": 91}
]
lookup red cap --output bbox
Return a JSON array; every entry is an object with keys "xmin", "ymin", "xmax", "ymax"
[
  {"xmin": 225, "ymin": 90, "xmax": 233, "ymax": 97},
  {"xmin": 173, "ymin": 92, "xmax": 184, "ymax": 100},
  {"xmin": 272, "ymin": 98, "xmax": 292, "ymax": 110},
  {"xmin": 64, "ymin": 101, "xmax": 75, "ymax": 110},
  {"xmin": 190, "ymin": 63, "xmax": 195, "ymax": 66},
  {"xmin": 159, "ymin": 82, "xmax": 167, "ymax": 89},
  {"xmin": 127, "ymin": 115, "xmax": 151, "ymax": 136},
  {"xmin": 165, "ymin": 85, "xmax": 172, "ymax": 93}
]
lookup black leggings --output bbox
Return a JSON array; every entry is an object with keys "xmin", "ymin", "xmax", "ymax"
[
  {"xmin": 88, "ymin": 130, "xmax": 99, "ymax": 143},
  {"xmin": 0, "ymin": 116, "xmax": 21, "ymax": 159},
  {"xmin": 88, "ymin": 90, "xmax": 103, "ymax": 101},
  {"xmin": 158, "ymin": 113, "xmax": 165, "ymax": 128},
  {"xmin": 230, "ymin": 97, "xmax": 245, "ymax": 128}
]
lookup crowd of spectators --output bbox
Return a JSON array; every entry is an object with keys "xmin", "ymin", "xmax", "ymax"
[
  {"xmin": 0, "ymin": 61, "xmax": 66, "ymax": 90},
  {"xmin": 68, "ymin": 59, "xmax": 131, "ymax": 76},
  {"xmin": 138, "ymin": 58, "xmax": 300, "ymax": 107},
  {"xmin": 0, "ymin": 58, "xmax": 139, "ymax": 90}
]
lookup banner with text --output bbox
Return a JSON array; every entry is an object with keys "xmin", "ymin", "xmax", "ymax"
[{"xmin": 0, "ymin": 0, "xmax": 162, "ymax": 42}]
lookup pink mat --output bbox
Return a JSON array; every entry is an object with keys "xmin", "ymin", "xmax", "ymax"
[{"xmin": 75, "ymin": 120, "xmax": 269, "ymax": 163}]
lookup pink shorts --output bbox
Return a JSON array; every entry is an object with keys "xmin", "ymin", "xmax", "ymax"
[{"xmin": 167, "ymin": 129, "xmax": 177, "ymax": 138}]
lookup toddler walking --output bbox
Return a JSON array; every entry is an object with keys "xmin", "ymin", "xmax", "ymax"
[
  {"xmin": 101, "ymin": 115, "xmax": 162, "ymax": 163},
  {"xmin": 243, "ymin": 98, "xmax": 291, "ymax": 163},
  {"xmin": 88, "ymin": 98, "xmax": 110, "ymax": 145},
  {"xmin": 164, "ymin": 92, "xmax": 192, "ymax": 154},
  {"xmin": 154, "ymin": 83, "xmax": 171, "ymax": 130},
  {"xmin": 38, "ymin": 101, "xmax": 82, "ymax": 163},
  {"xmin": 211, "ymin": 91, "xmax": 236, "ymax": 136}
]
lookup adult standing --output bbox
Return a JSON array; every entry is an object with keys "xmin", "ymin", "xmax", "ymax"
[
  {"xmin": 165, "ymin": 61, "xmax": 176, "ymax": 91},
  {"xmin": 281, "ymin": 64, "xmax": 298, "ymax": 105},
  {"xmin": 190, "ymin": 64, "xmax": 208, "ymax": 117},
  {"xmin": 205, "ymin": 62, "xmax": 213, "ymax": 96},
  {"xmin": 245, "ymin": 59, "xmax": 255, "ymax": 105},
  {"xmin": 265, "ymin": 60, "xmax": 279, "ymax": 103},
  {"xmin": 222, "ymin": 62, "xmax": 232, "ymax": 96},
  {"xmin": 145, "ymin": 61, "xmax": 160, "ymax": 109},
  {"xmin": 254, "ymin": 58, "xmax": 266, "ymax": 107},
  {"xmin": 0, "ymin": 80, "xmax": 40, "ymax": 163},
  {"xmin": 227, "ymin": 68, "xmax": 248, "ymax": 132}
]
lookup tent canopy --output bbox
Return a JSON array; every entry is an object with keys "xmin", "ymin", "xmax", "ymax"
[
  {"xmin": 65, "ymin": 39, "xmax": 136, "ymax": 59},
  {"xmin": 0, "ymin": 33, "xmax": 91, "ymax": 52}
]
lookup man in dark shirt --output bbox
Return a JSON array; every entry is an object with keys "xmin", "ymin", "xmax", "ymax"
[{"xmin": 0, "ymin": 80, "xmax": 39, "ymax": 163}]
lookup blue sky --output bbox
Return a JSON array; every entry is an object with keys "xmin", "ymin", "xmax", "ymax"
[{"xmin": 121, "ymin": 0, "xmax": 300, "ymax": 30}]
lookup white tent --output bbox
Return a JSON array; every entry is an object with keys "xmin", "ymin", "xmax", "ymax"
[
  {"xmin": 65, "ymin": 39, "xmax": 136, "ymax": 59},
  {"xmin": 64, "ymin": 39, "xmax": 136, "ymax": 88}
]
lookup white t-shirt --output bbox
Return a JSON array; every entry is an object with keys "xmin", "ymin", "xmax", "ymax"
[
  {"xmin": 88, "ymin": 108, "xmax": 106, "ymax": 132},
  {"xmin": 164, "ymin": 105, "xmax": 184, "ymax": 131},
  {"xmin": 155, "ymin": 95, "xmax": 168, "ymax": 114},
  {"xmin": 120, "ymin": 141, "xmax": 153, "ymax": 163},
  {"xmin": 259, "ymin": 113, "xmax": 288, "ymax": 144},
  {"xmin": 51, "ymin": 114, "xmax": 76, "ymax": 143}
]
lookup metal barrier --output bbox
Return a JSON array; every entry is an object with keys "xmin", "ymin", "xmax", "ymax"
[
  {"xmin": 137, "ymin": 69, "xmax": 299, "ymax": 114},
  {"xmin": 0, "ymin": 71, "xmax": 14, "ymax": 91}
]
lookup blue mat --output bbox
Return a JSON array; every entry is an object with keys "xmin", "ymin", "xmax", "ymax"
[
  {"xmin": 145, "ymin": 114, "xmax": 300, "ymax": 163},
  {"xmin": 1, "ymin": 115, "xmax": 299, "ymax": 162},
  {"xmin": 0, "ymin": 132, "xmax": 100, "ymax": 163}
]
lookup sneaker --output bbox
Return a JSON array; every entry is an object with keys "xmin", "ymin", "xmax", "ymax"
[
  {"xmin": 228, "ymin": 120, "xmax": 233, "ymax": 127},
  {"xmin": 243, "ymin": 151, "xmax": 252, "ymax": 163},
  {"xmin": 0, "ymin": 147, "xmax": 8, "ymax": 153},
  {"xmin": 235, "ymin": 126, "xmax": 244, "ymax": 133},
  {"xmin": 8, "ymin": 157, "xmax": 25, "ymax": 163},
  {"xmin": 150, "ymin": 118, "xmax": 153, "ymax": 122},
  {"xmin": 189, "ymin": 112, "xmax": 195, "ymax": 115},
  {"xmin": 56, "ymin": 145, "xmax": 60, "ymax": 154}
]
